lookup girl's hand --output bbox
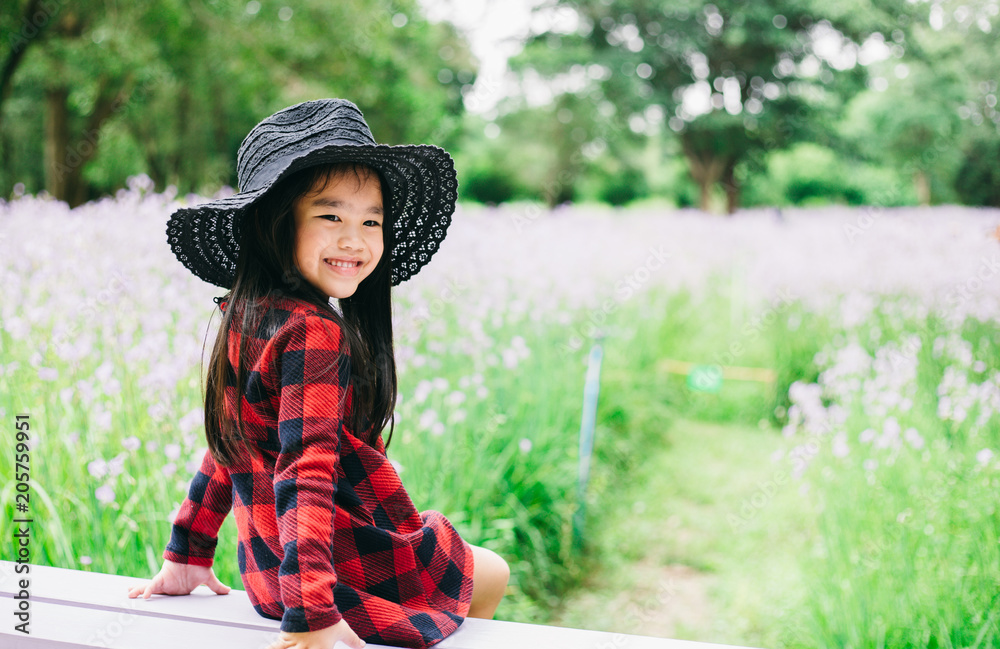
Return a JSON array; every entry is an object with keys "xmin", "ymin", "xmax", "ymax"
[
  {"xmin": 265, "ymin": 619, "xmax": 365, "ymax": 649},
  {"xmin": 125, "ymin": 559, "xmax": 231, "ymax": 599}
]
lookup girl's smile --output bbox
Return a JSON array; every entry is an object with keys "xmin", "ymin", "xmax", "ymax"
[
  {"xmin": 325, "ymin": 257, "xmax": 363, "ymax": 276},
  {"xmin": 292, "ymin": 168, "xmax": 384, "ymax": 299}
]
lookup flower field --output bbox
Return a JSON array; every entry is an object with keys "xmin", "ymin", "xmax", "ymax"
[{"xmin": 2, "ymin": 177, "xmax": 1000, "ymax": 647}]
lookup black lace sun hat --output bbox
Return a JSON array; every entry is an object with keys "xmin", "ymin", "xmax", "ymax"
[{"xmin": 165, "ymin": 98, "xmax": 458, "ymax": 288}]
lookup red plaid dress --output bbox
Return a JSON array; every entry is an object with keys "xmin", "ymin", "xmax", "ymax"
[{"xmin": 163, "ymin": 294, "xmax": 474, "ymax": 647}]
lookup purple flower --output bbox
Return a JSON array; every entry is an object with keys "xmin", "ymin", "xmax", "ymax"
[
  {"xmin": 178, "ymin": 408, "xmax": 203, "ymax": 435},
  {"xmin": 94, "ymin": 409, "xmax": 112, "ymax": 431},
  {"xmin": 87, "ymin": 459, "xmax": 108, "ymax": 479},
  {"xmin": 414, "ymin": 380, "xmax": 433, "ymax": 404},
  {"xmin": 904, "ymin": 428, "xmax": 924, "ymax": 450},
  {"xmin": 831, "ymin": 433, "xmax": 849, "ymax": 458},
  {"xmin": 418, "ymin": 409, "xmax": 439, "ymax": 431},
  {"xmin": 95, "ymin": 485, "xmax": 115, "ymax": 504},
  {"xmin": 107, "ymin": 453, "xmax": 126, "ymax": 477}
]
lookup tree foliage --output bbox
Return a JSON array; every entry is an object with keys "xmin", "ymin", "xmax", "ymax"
[
  {"xmin": 512, "ymin": 0, "xmax": 934, "ymax": 212},
  {"xmin": 2, "ymin": 1, "xmax": 999, "ymax": 210},
  {"xmin": 0, "ymin": 0, "xmax": 476, "ymax": 205}
]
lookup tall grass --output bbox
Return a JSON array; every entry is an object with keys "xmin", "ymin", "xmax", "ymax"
[
  {"xmin": 780, "ymin": 297, "xmax": 1000, "ymax": 648},
  {"xmin": 0, "ymin": 276, "xmax": 678, "ymax": 621},
  {"xmin": 3, "ymin": 190, "xmax": 1000, "ymax": 643}
]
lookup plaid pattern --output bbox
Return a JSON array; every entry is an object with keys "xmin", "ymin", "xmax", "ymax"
[{"xmin": 163, "ymin": 295, "xmax": 474, "ymax": 647}]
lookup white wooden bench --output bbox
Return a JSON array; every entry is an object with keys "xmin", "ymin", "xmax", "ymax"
[{"xmin": 1, "ymin": 560, "xmax": 755, "ymax": 649}]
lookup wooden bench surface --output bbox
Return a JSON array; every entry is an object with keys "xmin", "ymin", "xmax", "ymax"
[{"xmin": 1, "ymin": 560, "xmax": 757, "ymax": 649}]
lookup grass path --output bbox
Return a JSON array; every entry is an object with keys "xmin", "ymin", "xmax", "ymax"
[{"xmin": 549, "ymin": 417, "xmax": 817, "ymax": 649}]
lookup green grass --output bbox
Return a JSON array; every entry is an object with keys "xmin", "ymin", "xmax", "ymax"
[
  {"xmin": 3, "ymin": 277, "xmax": 999, "ymax": 646},
  {"xmin": 551, "ymin": 417, "xmax": 814, "ymax": 648},
  {"xmin": 551, "ymin": 288, "xmax": 1000, "ymax": 648},
  {"xmin": 0, "ymin": 284, "xmax": 682, "ymax": 622}
]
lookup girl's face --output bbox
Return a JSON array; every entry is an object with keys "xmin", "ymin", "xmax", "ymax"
[{"xmin": 292, "ymin": 168, "xmax": 385, "ymax": 300}]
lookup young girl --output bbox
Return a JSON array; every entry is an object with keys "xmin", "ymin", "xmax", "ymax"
[{"xmin": 126, "ymin": 98, "xmax": 509, "ymax": 649}]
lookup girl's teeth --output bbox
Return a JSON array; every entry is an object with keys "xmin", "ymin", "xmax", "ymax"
[{"xmin": 328, "ymin": 260, "xmax": 358, "ymax": 267}]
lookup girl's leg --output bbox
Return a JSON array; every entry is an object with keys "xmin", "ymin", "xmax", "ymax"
[{"xmin": 467, "ymin": 544, "xmax": 509, "ymax": 619}]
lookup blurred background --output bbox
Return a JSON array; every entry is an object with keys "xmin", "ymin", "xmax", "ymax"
[
  {"xmin": 2, "ymin": 2, "xmax": 1000, "ymax": 648},
  {"xmin": 1, "ymin": 0, "xmax": 998, "ymax": 210}
]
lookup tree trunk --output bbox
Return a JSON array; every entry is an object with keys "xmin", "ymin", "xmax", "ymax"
[
  {"xmin": 687, "ymin": 154, "xmax": 726, "ymax": 213},
  {"xmin": 722, "ymin": 162, "xmax": 741, "ymax": 215},
  {"xmin": 173, "ymin": 83, "xmax": 191, "ymax": 184},
  {"xmin": 681, "ymin": 131, "xmax": 729, "ymax": 213},
  {"xmin": 145, "ymin": 148, "xmax": 168, "ymax": 189},
  {"xmin": 914, "ymin": 169, "xmax": 931, "ymax": 206},
  {"xmin": 697, "ymin": 178, "xmax": 711, "ymax": 212},
  {"xmin": 0, "ymin": 0, "xmax": 47, "ymax": 135},
  {"xmin": 41, "ymin": 10, "xmax": 121, "ymax": 206},
  {"xmin": 44, "ymin": 75, "xmax": 135, "ymax": 206},
  {"xmin": 44, "ymin": 86, "xmax": 70, "ymax": 199},
  {"xmin": 543, "ymin": 99, "xmax": 579, "ymax": 208},
  {"xmin": 211, "ymin": 78, "xmax": 228, "ymax": 157}
]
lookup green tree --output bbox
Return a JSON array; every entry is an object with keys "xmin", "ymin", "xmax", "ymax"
[
  {"xmin": 0, "ymin": 1, "xmax": 151, "ymax": 205},
  {"xmin": 0, "ymin": 0, "xmax": 476, "ymax": 204},
  {"xmin": 514, "ymin": 0, "xmax": 929, "ymax": 212},
  {"xmin": 834, "ymin": 0, "xmax": 1000, "ymax": 206},
  {"xmin": 839, "ymin": 63, "xmax": 963, "ymax": 205},
  {"xmin": 939, "ymin": 0, "xmax": 1000, "ymax": 206}
]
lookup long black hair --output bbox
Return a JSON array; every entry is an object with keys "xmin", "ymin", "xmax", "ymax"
[{"xmin": 203, "ymin": 162, "xmax": 397, "ymax": 468}]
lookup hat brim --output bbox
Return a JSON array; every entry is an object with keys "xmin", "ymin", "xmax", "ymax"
[{"xmin": 166, "ymin": 143, "xmax": 457, "ymax": 289}]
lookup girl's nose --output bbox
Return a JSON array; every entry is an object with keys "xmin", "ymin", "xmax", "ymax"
[{"xmin": 338, "ymin": 225, "xmax": 365, "ymax": 250}]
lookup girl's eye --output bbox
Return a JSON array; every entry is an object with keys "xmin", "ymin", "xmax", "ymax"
[{"xmin": 318, "ymin": 215, "xmax": 380, "ymax": 226}]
